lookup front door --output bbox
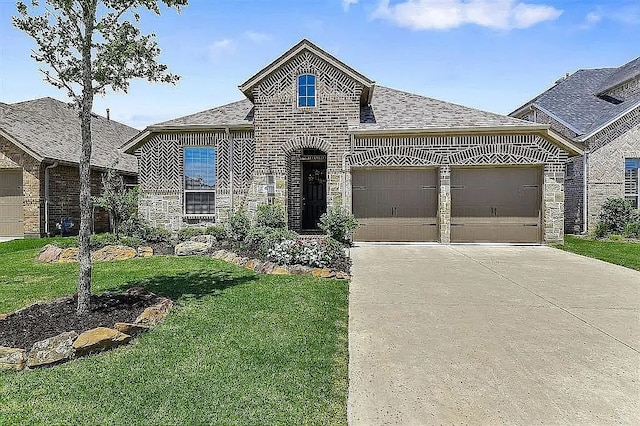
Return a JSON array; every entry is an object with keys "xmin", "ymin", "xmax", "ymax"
[{"xmin": 302, "ymin": 161, "xmax": 327, "ymax": 230}]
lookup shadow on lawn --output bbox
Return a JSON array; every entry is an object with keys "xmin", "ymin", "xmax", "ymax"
[{"xmin": 106, "ymin": 270, "xmax": 258, "ymax": 302}]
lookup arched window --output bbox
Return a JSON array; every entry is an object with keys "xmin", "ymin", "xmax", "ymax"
[{"xmin": 298, "ymin": 74, "xmax": 316, "ymax": 107}]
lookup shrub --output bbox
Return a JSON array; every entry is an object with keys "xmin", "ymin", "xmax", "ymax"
[
  {"xmin": 89, "ymin": 233, "xmax": 117, "ymax": 249},
  {"xmin": 594, "ymin": 221, "xmax": 609, "ymax": 239},
  {"xmin": 255, "ymin": 203, "xmax": 287, "ymax": 229},
  {"xmin": 598, "ymin": 197, "xmax": 636, "ymax": 235},
  {"xmin": 226, "ymin": 208, "xmax": 250, "ymax": 242},
  {"xmin": 267, "ymin": 237, "xmax": 346, "ymax": 268},
  {"xmin": 245, "ymin": 226, "xmax": 297, "ymax": 256},
  {"xmin": 139, "ymin": 226, "xmax": 172, "ymax": 243},
  {"xmin": 205, "ymin": 225, "xmax": 227, "ymax": 241},
  {"xmin": 624, "ymin": 221, "xmax": 640, "ymax": 239},
  {"xmin": 177, "ymin": 227, "xmax": 205, "ymax": 241},
  {"xmin": 92, "ymin": 169, "xmax": 138, "ymax": 237},
  {"xmin": 318, "ymin": 206, "xmax": 358, "ymax": 244},
  {"xmin": 118, "ymin": 235, "xmax": 144, "ymax": 248}
]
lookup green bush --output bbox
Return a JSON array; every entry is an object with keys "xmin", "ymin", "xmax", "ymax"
[
  {"xmin": 598, "ymin": 197, "xmax": 636, "ymax": 235},
  {"xmin": 624, "ymin": 221, "xmax": 640, "ymax": 239},
  {"xmin": 226, "ymin": 208, "xmax": 250, "ymax": 242},
  {"xmin": 205, "ymin": 225, "xmax": 227, "ymax": 241},
  {"xmin": 255, "ymin": 203, "xmax": 287, "ymax": 229},
  {"xmin": 245, "ymin": 226, "xmax": 297, "ymax": 256},
  {"xmin": 177, "ymin": 227, "xmax": 206, "ymax": 241},
  {"xmin": 89, "ymin": 233, "xmax": 117, "ymax": 249},
  {"xmin": 139, "ymin": 226, "xmax": 172, "ymax": 243},
  {"xmin": 267, "ymin": 237, "xmax": 347, "ymax": 268},
  {"xmin": 594, "ymin": 221, "xmax": 609, "ymax": 239},
  {"xmin": 318, "ymin": 206, "xmax": 358, "ymax": 244},
  {"xmin": 118, "ymin": 235, "xmax": 144, "ymax": 248}
]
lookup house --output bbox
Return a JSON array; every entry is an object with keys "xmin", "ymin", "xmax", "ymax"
[
  {"xmin": 0, "ymin": 97, "xmax": 138, "ymax": 238},
  {"xmin": 123, "ymin": 39, "xmax": 582, "ymax": 244},
  {"xmin": 510, "ymin": 57, "xmax": 640, "ymax": 233}
]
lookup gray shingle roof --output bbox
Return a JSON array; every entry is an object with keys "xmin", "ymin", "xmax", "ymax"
[
  {"xmin": 512, "ymin": 58, "xmax": 640, "ymax": 138},
  {"xmin": 150, "ymin": 86, "xmax": 534, "ymax": 131},
  {"xmin": 0, "ymin": 97, "xmax": 138, "ymax": 174},
  {"xmin": 154, "ymin": 99, "xmax": 254, "ymax": 127},
  {"xmin": 356, "ymin": 86, "xmax": 535, "ymax": 130}
]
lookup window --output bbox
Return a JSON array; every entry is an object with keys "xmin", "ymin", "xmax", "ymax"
[
  {"xmin": 184, "ymin": 147, "xmax": 216, "ymax": 215},
  {"xmin": 298, "ymin": 74, "xmax": 316, "ymax": 107},
  {"xmin": 625, "ymin": 158, "xmax": 639, "ymax": 209}
]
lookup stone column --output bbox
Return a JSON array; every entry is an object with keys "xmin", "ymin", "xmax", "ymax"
[
  {"xmin": 543, "ymin": 164, "xmax": 564, "ymax": 244},
  {"xmin": 439, "ymin": 166, "xmax": 451, "ymax": 244}
]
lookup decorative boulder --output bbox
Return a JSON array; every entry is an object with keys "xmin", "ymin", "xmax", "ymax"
[
  {"xmin": 38, "ymin": 244, "xmax": 63, "ymax": 263},
  {"xmin": 137, "ymin": 246, "xmax": 154, "ymax": 258},
  {"xmin": 58, "ymin": 247, "xmax": 79, "ymax": 263},
  {"xmin": 288, "ymin": 265, "xmax": 313, "ymax": 275},
  {"xmin": 72, "ymin": 327, "xmax": 131, "ymax": 356},
  {"xmin": 134, "ymin": 298, "xmax": 173, "ymax": 326},
  {"xmin": 114, "ymin": 322, "xmax": 151, "ymax": 336},
  {"xmin": 0, "ymin": 347, "xmax": 27, "ymax": 371},
  {"xmin": 272, "ymin": 266, "xmax": 290, "ymax": 275},
  {"xmin": 175, "ymin": 241, "xmax": 210, "ymax": 256},
  {"xmin": 91, "ymin": 245, "xmax": 137, "ymax": 262},
  {"xmin": 312, "ymin": 268, "xmax": 336, "ymax": 278},
  {"xmin": 27, "ymin": 331, "xmax": 78, "ymax": 368},
  {"xmin": 190, "ymin": 234, "xmax": 216, "ymax": 245}
]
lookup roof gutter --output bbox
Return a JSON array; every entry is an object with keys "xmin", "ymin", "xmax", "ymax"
[{"xmin": 44, "ymin": 161, "xmax": 59, "ymax": 237}]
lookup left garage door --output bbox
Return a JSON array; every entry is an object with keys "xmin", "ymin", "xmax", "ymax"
[
  {"xmin": 0, "ymin": 169, "xmax": 24, "ymax": 237},
  {"xmin": 352, "ymin": 168, "xmax": 438, "ymax": 242}
]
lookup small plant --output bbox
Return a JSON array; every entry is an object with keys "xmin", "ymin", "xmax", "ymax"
[
  {"xmin": 205, "ymin": 225, "xmax": 227, "ymax": 241},
  {"xmin": 594, "ymin": 221, "xmax": 609, "ymax": 239},
  {"xmin": 255, "ymin": 203, "xmax": 287, "ymax": 229},
  {"xmin": 177, "ymin": 227, "xmax": 206, "ymax": 241},
  {"xmin": 624, "ymin": 221, "xmax": 640, "ymax": 239},
  {"xmin": 226, "ymin": 208, "xmax": 250, "ymax": 242},
  {"xmin": 609, "ymin": 234, "xmax": 623, "ymax": 241},
  {"xmin": 245, "ymin": 226, "xmax": 297, "ymax": 256},
  {"xmin": 89, "ymin": 233, "xmax": 117, "ymax": 249},
  {"xmin": 118, "ymin": 235, "xmax": 144, "ymax": 248},
  {"xmin": 318, "ymin": 206, "xmax": 358, "ymax": 245},
  {"xmin": 598, "ymin": 197, "xmax": 636, "ymax": 235},
  {"xmin": 267, "ymin": 237, "xmax": 347, "ymax": 268},
  {"xmin": 92, "ymin": 169, "xmax": 138, "ymax": 237}
]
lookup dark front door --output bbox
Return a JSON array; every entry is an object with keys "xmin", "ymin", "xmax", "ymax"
[{"xmin": 302, "ymin": 161, "xmax": 327, "ymax": 230}]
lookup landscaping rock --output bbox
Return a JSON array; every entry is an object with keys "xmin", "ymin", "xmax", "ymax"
[
  {"xmin": 0, "ymin": 313, "xmax": 9, "ymax": 321},
  {"xmin": 272, "ymin": 266, "xmax": 290, "ymax": 275},
  {"xmin": 335, "ymin": 272, "xmax": 350, "ymax": 280},
  {"xmin": 137, "ymin": 246, "xmax": 154, "ymax": 258},
  {"xmin": 0, "ymin": 347, "xmax": 27, "ymax": 371},
  {"xmin": 190, "ymin": 234, "xmax": 216, "ymax": 245},
  {"xmin": 91, "ymin": 245, "xmax": 137, "ymax": 262},
  {"xmin": 27, "ymin": 331, "xmax": 78, "ymax": 368},
  {"xmin": 114, "ymin": 322, "xmax": 151, "ymax": 336},
  {"xmin": 288, "ymin": 265, "xmax": 313, "ymax": 275},
  {"xmin": 133, "ymin": 298, "xmax": 173, "ymax": 326},
  {"xmin": 312, "ymin": 268, "xmax": 336, "ymax": 278},
  {"xmin": 259, "ymin": 262, "xmax": 277, "ymax": 274},
  {"xmin": 58, "ymin": 247, "xmax": 79, "ymax": 263},
  {"xmin": 38, "ymin": 244, "xmax": 62, "ymax": 263},
  {"xmin": 73, "ymin": 327, "xmax": 131, "ymax": 356},
  {"xmin": 175, "ymin": 241, "xmax": 210, "ymax": 256}
]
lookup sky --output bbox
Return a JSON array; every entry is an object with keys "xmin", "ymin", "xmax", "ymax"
[{"xmin": 0, "ymin": 0, "xmax": 639, "ymax": 130}]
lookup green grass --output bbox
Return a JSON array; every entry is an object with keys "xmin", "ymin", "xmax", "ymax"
[
  {"xmin": 0, "ymin": 238, "xmax": 348, "ymax": 425},
  {"xmin": 556, "ymin": 235, "xmax": 640, "ymax": 271}
]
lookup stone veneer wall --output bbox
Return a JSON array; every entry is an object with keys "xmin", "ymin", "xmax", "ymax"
[
  {"xmin": 347, "ymin": 133, "xmax": 568, "ymax": 243},
  {"xmin": 583, "ymin": 107, "xmax": 640, "ymax": 231},
  {"xmin": 0, "ymin": 135, "xmax": 41, "ymax": 236},
  {"xmin": 563, "ymin": 156, "xmax": 584, "ymax": 233}
]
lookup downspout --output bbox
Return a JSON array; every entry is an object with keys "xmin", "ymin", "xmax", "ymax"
[
  {"xmin": 342, "ymin": 134, "xmax": 355, "ymax": 209},
  {"xmin": 226, "ymin": 127, "xmax": 234, "ymax": 211},
  {"xmin": 44, "ymin": 161, "xmax": 59, "ymax": 236},
  {"xmin": 582, "ymin": 151, "xmax": 589, "ymax": 234}
]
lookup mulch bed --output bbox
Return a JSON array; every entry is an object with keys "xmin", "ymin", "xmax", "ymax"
[{"xmin": 0, "ymin": 291, "xmax": 163, "ymax": 351}]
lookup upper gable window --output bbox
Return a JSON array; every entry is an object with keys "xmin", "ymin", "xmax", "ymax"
[{"xmin": 298, "ymin": 74, "xmax": 316, "ymax": 107}]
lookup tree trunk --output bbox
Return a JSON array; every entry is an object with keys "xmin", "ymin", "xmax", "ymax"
[{"xmin": 77, "ymin": 2, "xmax": 96, "ymax": 316}]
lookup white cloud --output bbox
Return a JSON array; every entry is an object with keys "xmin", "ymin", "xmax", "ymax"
[
  {"xmin": 244, "ymin": 31, "xmax": 272, "ymax": 43},
  {"xmin": 343, "ymin": 0, "xmax": 360, "ymax": 10},
  {"xmin": 373, "ymin": 0, "xmax": 562, "ymax": 30},
  {"xmin": 208, "ymin": 38, "xmax": 235, "ymax": 60}
]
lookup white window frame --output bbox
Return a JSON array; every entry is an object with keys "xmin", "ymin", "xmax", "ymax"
[
  {"xmin": 183, "ymin": 146, "xmax": 216, "ymax": 217},
  {"xmin": 625, "ymin": 158, "xmax": 639, "ymax": 209}
]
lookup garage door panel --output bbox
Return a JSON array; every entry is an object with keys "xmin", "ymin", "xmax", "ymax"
[
  {"xmin": 451, "ymin": 167, "xmax": 541, "ymax": 243},
  {"xmin": 352, "ymin": 169, "xmax": 438, "ymax": 242},
  {"xmin": 0, "ymin": 170, "xmax": 24, "ymax": 237}
]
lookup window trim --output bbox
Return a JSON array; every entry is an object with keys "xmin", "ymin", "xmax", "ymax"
[
  {"xmin": 183, "ymin": 146, "xmax": 216, "ymax": 217},
  {"xmin": 625, "ymin": 158, "xmax": 639, "ymax": 209},
  {"xmin": 297, "ymin": 74, "xmax": 316, "ymax": 108}
]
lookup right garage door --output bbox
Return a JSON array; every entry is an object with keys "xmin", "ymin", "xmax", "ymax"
[
  {"xmin": 451, "ymin": 167, "xmax": 541, "ymax": 243},
  {"xmin": 0, "ymin": 169, "xmax": 24, "ymax": 237}
]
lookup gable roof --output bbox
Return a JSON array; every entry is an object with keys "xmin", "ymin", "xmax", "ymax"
[
  {"xmin": 238, "ymin": 39, "xmax": 375, "ymax": 105},
  {"xmin": 0, "ymin": 97, "xmax": 138, "ymax": 174},
  {"xmin": 511, "ymin": 57, "xmax": 640, "ymax": 141},
  {"xmin": 152, "ymin": 99, "xmax": 254, "ymax": 129}
]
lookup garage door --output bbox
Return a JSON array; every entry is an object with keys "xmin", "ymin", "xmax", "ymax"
[
  {"xmin": 352, "ymin": 169, "xmax": 438, "ymax": 242},
  {"xmin": 0, "ymin": 169, "xmax": 24, "ymax": 237},
  {"xmin": 451, "ymin": 167, "xmax": 541, "ymax": 243}
]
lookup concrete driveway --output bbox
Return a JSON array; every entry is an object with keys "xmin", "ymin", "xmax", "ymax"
[{"xmin": 348, "ymin": 245, "xmax": 640, "ymax": 425}]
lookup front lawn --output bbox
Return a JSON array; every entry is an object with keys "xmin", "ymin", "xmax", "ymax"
[
  {"xmin": 0, "ymin": 239, "xmax": 348, "ymax": 425},
  {"xmin": 556, "ymin": 235, "xmax": 640, "ymax": 271}
]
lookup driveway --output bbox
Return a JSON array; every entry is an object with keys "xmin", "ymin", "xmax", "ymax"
[{"xmin": 348, "ymin": 245, "xmax": 640, "ymax": 425}]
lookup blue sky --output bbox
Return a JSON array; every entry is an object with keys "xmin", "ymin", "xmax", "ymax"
[{"xmin": 1, "ymin": 0, "xmax": 639, "ymax": 129}]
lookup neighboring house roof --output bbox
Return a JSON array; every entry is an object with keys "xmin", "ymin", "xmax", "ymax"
[
  {"xmin": 511, "ymin": 57, "xmax": 640, "ymax": 141},
  {"xmin": 0, "ymin": 97, "xmax": 138, "ymax": 174},
  {"xmin": 238, "ymin": 39, "xmax": 375, "ymax": 105}
]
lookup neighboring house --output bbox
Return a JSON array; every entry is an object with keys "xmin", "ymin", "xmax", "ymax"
[
  {"xmin": 0, "ymin": 97, "xmax": 138, "ymax": 238},
  {"xmin": 123, "ymin": 39, "xmax": 582, "ymax": 244},
  {"xmin": 510, "ymin": 57, "xmax": 640, "ymax": 233}
]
